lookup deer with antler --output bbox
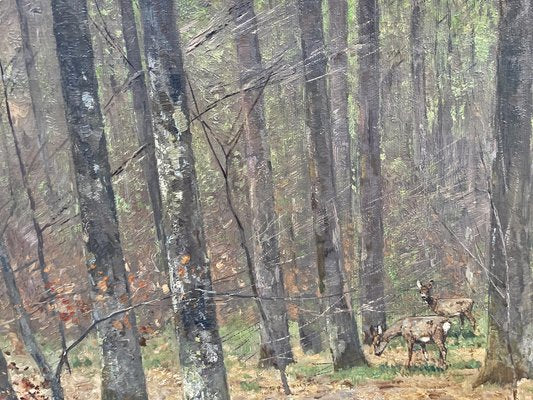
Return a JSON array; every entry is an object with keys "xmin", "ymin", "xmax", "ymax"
[
  {"xmin": 370, "ymin": 316, "xmax": 451, "ymax": 368},
  {"xmin": 416, "ymin": 280, "xmax": 476, "ymax": 332}
]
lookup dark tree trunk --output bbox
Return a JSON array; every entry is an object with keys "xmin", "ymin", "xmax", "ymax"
[
  {"xmin": 117, "ymin": 0, "xmax": 168, "ymax": 274},
  {"xmin": 0, "ymin": 349, "xmax": 17, "ymax": 400},
  {"xmin": 51, "ymin": 1, "xmax": 149, "ymax": 398},
  {"xmin": 230, "ymin": 0, "xmax": 293, "ymax": 369},
  {"xmin": 357, "ymin": 0, "xmax": 387, "ymax": 334},
  {"xmin": 475, "ymin": 0, "xmax": 532, "ymax": 387},
  {"xmin": 14, "ymin": 0, "xmax": 56, "ymax": 205},
  {"xmin": 410, "ymin": 0, "xmax": 428, "ymax": 169},
  {"xmin": 328, "ymin": 0, "xmax": 354, "ymax": 273},
  {"xmin": 0, "ymin": 238, "xmax": 64, "ymax": 400},
  {"xmin": 297, "ymin": 0, "xmax": 366, "ymax": 371},
  {"xmin": 138, "ymin": 1, "xmax": 230, "ymax": 398}
]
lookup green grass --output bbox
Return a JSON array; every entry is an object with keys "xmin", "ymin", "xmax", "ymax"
[
  {"xmin": 450, "ymin": 359, "xmax": 481, "ymax": 370},
  {"xmin": 219, "ymin": 316, "xmax": 260, "ymax": 360}
]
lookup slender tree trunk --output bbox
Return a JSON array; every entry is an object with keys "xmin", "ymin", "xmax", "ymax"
[
  {"xmin": 410, "ymin": 0, "xmax": 428, "ymax": 169},
  {"xmin": 357, "ymin": 0, "xmax": 387, "ymax": 334},
  {"xmin": 328, "ymin": 0, "xmax": 355, "ymax": 274},
  {"xmin": 230, "ymin": 0, "xmax": 293, "ymax": 369},
  {"xmin": 433, "ymin": 0, "xmax": 454, "ymax": 185},
  {"xmin": 297, "ymin": 0, "xmax": 366, "ymax": 371},
  {"xmin": 138, "ymin": 1, "xmax": 230, "ymax": 398},
  {"xmin": 14, "ymin": 0, "xmax": 56, "ymax": 205},
  {"xmin": 51, "ymin": 1, "xmax": 149, "ymax": 398},
  {"xmin": 290, "ymin": 198, "xmax": 323, "ymax": 354},
  {"xmin": 0, "ymin": 238, "xmax": 64, "ymax": 400},
  {"xmin": 0, "ymin": 349, "xmax": 17, "ymax": 400},
  {"xmin": 1, "ymin": 59, "xmax": 70, "ymax": 376},
  {"xmin": 117, "ymin": 0, "xmax": 169, "ymax": 274},
  {"xmin": 475, "ymin": 0, "xmax": 532, "ymax": 388}
]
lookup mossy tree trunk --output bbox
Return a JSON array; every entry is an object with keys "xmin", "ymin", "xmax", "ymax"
[
  {"xmin": 118, "ymin": 0, "xmax": 168, "ymax": 274},
  {"xmin": 138, "ymin": 1, "xmax": 230, "ymax": 398},
  {"xmin": 51, "ymin": 0, "xmax": 149, "ymax": 398},
  {"xmin": 475, "ymin": 0, "xmax": 532, "ymax": 388}
]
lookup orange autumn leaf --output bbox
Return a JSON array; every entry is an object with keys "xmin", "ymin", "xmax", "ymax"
[
  {"xmin": 97, "ymin": 276, "xmax": 109, "ymax": 292},
  {"xmin": 181, "ymin": 254, "xmax": 191, "ymax": 265},
  {"xmin": 128, "ymin": 274, "xmax": 135, "ymax": 284},
  {"xmin": 123, "ymin": 314, "xmax": 132, "ymax": 329},
  {"xmin": 112, "ymin": 320, "xmax": 123, "ymax": 331}
]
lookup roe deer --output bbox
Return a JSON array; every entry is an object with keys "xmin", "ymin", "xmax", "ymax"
[
  {"xmin": 370, "ymin": 316, "xmax": 451, "ymax": 368},
  {"xmin": 416, "ymin": 280, "xmax": 476, "ymax": 331}
]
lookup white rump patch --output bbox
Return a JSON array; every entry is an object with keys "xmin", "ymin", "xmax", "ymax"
[
  {"xmin": 443, "ymin": 322, "xmax": 451, "ymax": 333},
  {"xmin": 419, "ymin": 337, "xmax": 431, "ymax": 343}
]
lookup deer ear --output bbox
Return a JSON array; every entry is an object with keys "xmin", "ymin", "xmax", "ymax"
[
  {"xmin": 377, "ymin": 325, "xmax": 383, "ymax": 335},
  {"xmin": 416, "ymin": 280, "xmax": 422, "ymax": 289},
  {"xmin": 428, "ymin": 280, "xmax": 434, "ymax": 287}
]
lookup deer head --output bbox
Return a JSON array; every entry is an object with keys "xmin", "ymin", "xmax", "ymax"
[
  {"xmin": 369, "ymin": 325, "xmax": 385, "ymax": 356},
  {"xmin": 417, "ymin": 280, "xmax": 434, "ymax": 302}
]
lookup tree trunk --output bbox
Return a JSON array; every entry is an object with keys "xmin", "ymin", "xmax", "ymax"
[
  {"xmin": 0, "ymin": 238, "xmax": 64, "ymax": 400},
  {"xmin": 14, "ymin": 0, "xmax": 56, "ymax": 205},
  {"xmin": 51, "ymin": 1, "xmax": 149, "ymax": 398},
  {"xmin": 138, "ymin": 1, "xmax": 230, "ymax": 398},
  {"xmin": 230, "ymin": 0, "xmax": 293, "ymax": 369},
  {"xmin": 433, "ymin": 0, "xmax": 454, "ymax": 186},
  {"xmin": 297, "ymin": 0, "xmax": 366, "ymax": 371},
  {"xmin": 357, "ymin": 0, "xmax": 387, "ymax": 334},
  {"xmin": 328, "ymin": 0, "xmax": 355, "ymax": 274},
  {"xmin": 410, "ymin": 0, "xmax": 428, "ymax": 169},
  {"xmin": 289, "ymin": 198, "xmax": 323, "ymax": 354},
  {"xmin": 0, "ymin": 349, "xmax": 17, "ymax": 400},
  {"xmin": 117, "ymin": 0, "xmax": 168, "ymax": 274},
  {"xmin": 475, "ymin": 0, "xmax": 532, "ymax": 387}
]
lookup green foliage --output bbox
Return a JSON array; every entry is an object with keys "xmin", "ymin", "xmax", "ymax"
[
  {"xmin": 239, "ymin": 375, "xmax": 261, "ymax": 392},
  {"xmin": 220, "ymin": 316, "xmax": 260, "ymax": 360}
]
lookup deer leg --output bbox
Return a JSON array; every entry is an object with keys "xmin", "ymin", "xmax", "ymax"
[
  {"xmin": 406, "ymin": 341, "xmax": 414, "ymax": 368},
  {"xmin": 436, "ymin": 340, "xmax": 448, "ymax": 369},
  {"xmin": 420, "ymin": 343, "xmax": 429, "ymax": 363},
  {"xmin": 459, "ymin": 313, "xmax": 465, "ymax": 327}
]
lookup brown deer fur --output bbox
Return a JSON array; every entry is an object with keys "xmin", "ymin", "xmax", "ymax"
[
  {"xmin": 417, "ymin": 280, "xmax": 476, "ymax": 331},
  {"xmin": 371, "ymin": 316, "xmax": 451, "ymax": 368}
]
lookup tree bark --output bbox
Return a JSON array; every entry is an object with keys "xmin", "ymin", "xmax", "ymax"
[
  {"xmin": 433, "ymin": 0, "xmax": 454, "ymax": 185},
  {"xmin": 50, "ymin": 1, "xmax": 149, "ymax": 398},
  {"xmin": 328, "ymin": 0, "xmax": 355, "ymax": 274},
  {"xmin": 410, "ymin": 0, "xmax": 428, "ymax": 169},
  {"xmin": 138, "ymin": 1, "xmax": 230, "ymax": 398},
  {"xmin": 117, "ymin": 0, "xmax": 168, "ymax": 274},
  {"xmin": 0, "ymin": 349, "xmax": 17, "ymax": 400},
  {"xmin": 0, "ymin": 238, "xmax": 64, "ymax": 400},
  {"xmin": 230, "ymin": 0, "xmax": 293, "ymax": 369},
  {"xmin": 475, "ymin": 0, "xmax": 532, "ymax": 387},
  {"xmin": 357, "ymin": 0, "xmax": 387, "ymax": 334},
  {"xmin": 297, "ymin": 0, "xmax": 366, "ymax": 371},
  {"xmin": 14, "ymin": 0, "xmax": 56, "ymax": 205}
]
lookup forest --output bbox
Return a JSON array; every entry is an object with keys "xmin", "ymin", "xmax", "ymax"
[{"xmin": 0, "ymin": 0, "xmax": 531, "ymax": 399}]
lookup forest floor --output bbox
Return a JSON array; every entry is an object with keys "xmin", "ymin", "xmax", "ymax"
[{"xmin": 5, "ymin": 324, "xmax": 533, "ymax": 400}]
